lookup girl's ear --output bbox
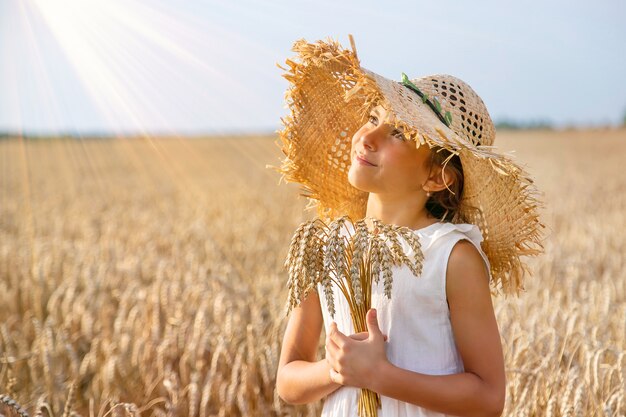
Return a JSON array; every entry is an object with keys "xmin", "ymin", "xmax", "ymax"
[{"xmin": 423, "ymin": 164, "xmax": 456, "ymax": 193}]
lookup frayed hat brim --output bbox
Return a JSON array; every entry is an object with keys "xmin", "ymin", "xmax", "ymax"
[{"xmin": 268, "ymin": 36, "xmax": 546, "ymax": 296}]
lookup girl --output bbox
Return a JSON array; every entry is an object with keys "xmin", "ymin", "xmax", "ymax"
[{"xmin": 270, "ymin": 36, "xmax": 545, "ymax": 417}]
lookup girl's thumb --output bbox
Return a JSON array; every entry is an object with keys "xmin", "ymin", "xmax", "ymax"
[{"xmin": 366, "ymin": 308, "xmax": 382, "ymax": 339}]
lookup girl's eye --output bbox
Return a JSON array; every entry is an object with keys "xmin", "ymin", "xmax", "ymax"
[
  {"xmin": 368, "ymin": 115, "xmax": 378, "ymax": 125},
  {"xmin": 391, "ymin": 130, "xmax": 406, "ymax": 141}
]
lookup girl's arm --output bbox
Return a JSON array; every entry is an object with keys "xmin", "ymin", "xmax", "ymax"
[
  {"xmin": 276, "ymin": 290, "xmax": 342, "ymax": 404},
  {"xmin": 326, "ymin": 239, "xmax": 506, "ymax": 417}
]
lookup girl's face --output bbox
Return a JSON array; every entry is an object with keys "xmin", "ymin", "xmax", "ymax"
[{"xmin": 348, "ymin": 104, "xmax": 433, "ymax": 195}]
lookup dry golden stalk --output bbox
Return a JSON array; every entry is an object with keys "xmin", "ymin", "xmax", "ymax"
[
  {"xmin": 0, "ymin": 133, "xmax": 623, "ymax": 417},
  {"xmin": 0, "ymin": 394, "xmax": 31, "ymax": 417},
  {"xmin": 61, "ymin": 381, "xmax": 76, "ymax": 417},
  {"xmin": 284, "ymin": 215, "xmax": 424, "ymax": 417}
]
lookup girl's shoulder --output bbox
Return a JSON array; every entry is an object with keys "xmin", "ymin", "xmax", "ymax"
[
  {"xmin": 409, "ymin": 222, "xmax": 492, "ymax": 284},
  {"xmin": 430, "ymin": 222, "xmax": 491, "ymax": 284},
  {"xmin": 414, "ymin": 221, "xmax": 484, "ymax": 252}
]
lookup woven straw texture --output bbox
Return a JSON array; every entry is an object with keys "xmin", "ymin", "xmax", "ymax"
[{"xmin": 269, "ymin": 37, "xmax": 546, "ymax": 296}]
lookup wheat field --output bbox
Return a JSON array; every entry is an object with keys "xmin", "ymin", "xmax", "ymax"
[{"xmin": 0, "ymin": 128, "xmax": 624, "ymax": 417}]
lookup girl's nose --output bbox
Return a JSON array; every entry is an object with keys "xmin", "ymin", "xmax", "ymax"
[{"xmin": 360, "ymin": 126, "xmax": 384, "ymax": 150}]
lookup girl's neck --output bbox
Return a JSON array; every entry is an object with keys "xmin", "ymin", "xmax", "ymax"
[{"xmin": 365, "ymin": 192, "xmax": 438, "ymax": 232}]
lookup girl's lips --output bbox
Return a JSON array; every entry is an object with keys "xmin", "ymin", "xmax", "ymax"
[{"xmin": 355, "ymin": 155, "xmax": 376, "ymax": 166}]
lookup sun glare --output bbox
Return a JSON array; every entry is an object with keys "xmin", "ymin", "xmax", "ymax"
[{"xmin": 7, "ymin": 0, "xmax": 270, "ymax": 135}]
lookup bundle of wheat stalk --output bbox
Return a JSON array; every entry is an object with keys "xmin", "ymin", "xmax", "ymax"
[{"xmin": 284, "ymin": 215, "xmax": 425, "ymax": 417}]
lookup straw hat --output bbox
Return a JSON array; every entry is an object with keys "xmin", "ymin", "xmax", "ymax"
[{"xmin": 268, "ymin": 36, "xmax": 546, "ymax": 296}]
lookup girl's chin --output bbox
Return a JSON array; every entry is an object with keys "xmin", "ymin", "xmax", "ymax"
[{"xmin": 347, "ymin": 173, "xmax": 378, "ymax": 193}]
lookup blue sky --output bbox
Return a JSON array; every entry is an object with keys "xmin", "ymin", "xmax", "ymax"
[{"xmin": 1, "ymin": 0, "xmax": 625, "ymax": 135}]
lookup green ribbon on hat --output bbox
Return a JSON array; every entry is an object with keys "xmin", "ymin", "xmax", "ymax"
[{"xmin": 400, "ymin": 73, "xmax": 453, "ymax": 128}]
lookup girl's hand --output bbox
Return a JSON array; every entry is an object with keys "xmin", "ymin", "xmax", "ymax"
[{"xmin": 325, "ymin": 308, "xmax": 389, "ymax": 390}]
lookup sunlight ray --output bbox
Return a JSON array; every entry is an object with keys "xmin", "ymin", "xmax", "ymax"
[{"xmin": 19, "ymin": 0, "xmax": 275, "ymax": 134}]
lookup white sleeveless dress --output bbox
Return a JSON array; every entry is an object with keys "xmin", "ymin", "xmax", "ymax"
[{"xmin": 316, "ymin": 221, "xmax": 491, "ymax": 417}]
